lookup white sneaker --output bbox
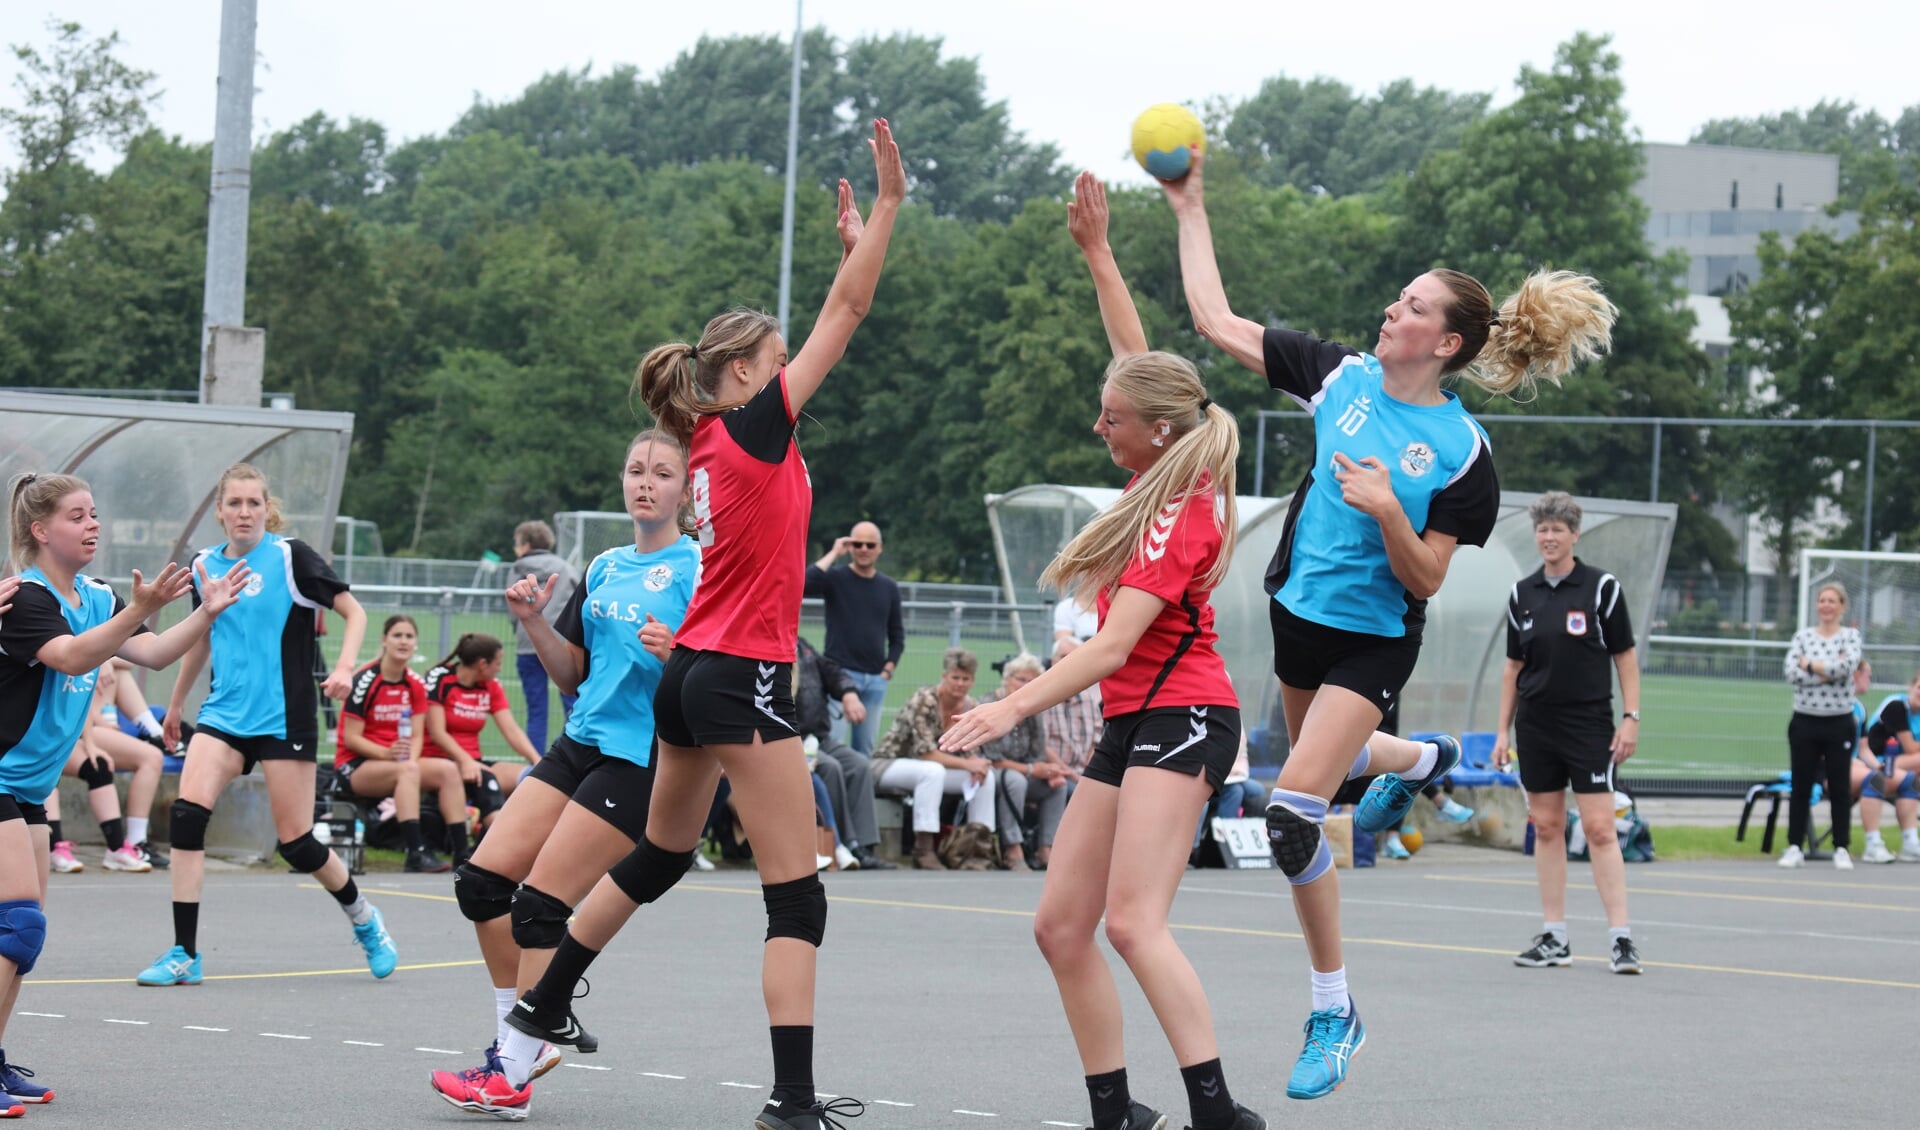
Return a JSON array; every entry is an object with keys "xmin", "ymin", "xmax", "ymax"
[
  {"xmin": 690, "ymin": 851, "xmax": 716, "ymax": 872},
  {"xmin": 833, "ymin": 843, "xmax": 858, "ymax": 871},
  {"xmin": 1833, "ymin": 846, "xmax": 1853, "ymax": 871},
  {"xmin": 1900, "ymin": 842, "xmax": 1920, "ymax": 863},
  {"xmin": 1778, "ymin": 844, "xmax": 1805, "ymax": 868},
  {"xmin": 816, "ymin": 853, "xmax": 833, "ymax": 871},
  {"xmin": 49, "ymin": 841, "xmax": 85, "ymax": 873},
  {"xmin": 1860, "ymin": 838, "xmax": 1896, "ymax": 865},
  {"xmin": 102, "ymin": 844, "xmax": 154, "ymax": 872}
]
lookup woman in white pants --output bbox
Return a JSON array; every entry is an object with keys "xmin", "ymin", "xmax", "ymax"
[{"xmin": 872, "ymin": 648, "xmax": 996, "ymax": 869}]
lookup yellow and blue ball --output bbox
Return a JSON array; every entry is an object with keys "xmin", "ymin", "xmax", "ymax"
[{"xmin": 1131, "ymin": 103, "xmax": 1205, "ymax": 181}]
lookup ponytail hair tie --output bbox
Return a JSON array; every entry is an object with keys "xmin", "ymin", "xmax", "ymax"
[
  {"xmin": 1198, "ymin": 398, "xmax": 1213, "ymax": 412},
  {"xmin": 1487, "ymin": 314, "xmax": 1502, "ymax": 329},
  {"xmin": 688, "ymin": 347, "xmax": 700, "ymax": 363}
]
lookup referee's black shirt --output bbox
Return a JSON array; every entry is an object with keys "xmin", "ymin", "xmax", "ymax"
[{"xmin": 1506, "ymin": 559, "xmax": 1634, "ymax": 706}]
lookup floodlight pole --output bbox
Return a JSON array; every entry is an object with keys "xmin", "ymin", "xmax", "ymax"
[
  {"xmin": 776, "ymin": 0, "xmax": 803, "ymax": 340},
  {"xmin": 200, "ymin": 0, "xmax": 261, "ymax": 405}
]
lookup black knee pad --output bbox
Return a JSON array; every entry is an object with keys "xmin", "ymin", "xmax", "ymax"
[
  {"xmin": 510, "ymin": 884, "xmax": 572, "ymax": 951},
  {"xmin": 1266, "ymin": 803, "xmax": 1332, "ymax": 884},
  {"xmin": 170, "ymin": 799, "xmax": 212, "ymax": 852},
  {"xmin": 276, "ymin": 832, "xmax": 331, "ymax": 874},
  {"xmin": 607, "ymin": 837, "xmax": 695, "ymax": 906},
  {"xmin": 77, "ymin": 755, "xmax": 115, "ymax": 789},
  {"xmin": 454, "ymin": 861, "xmax": 516, "ymax": 923},
  {"xmin": 762, "ymin": 875, "xmax": 827, "ymax": 947}
]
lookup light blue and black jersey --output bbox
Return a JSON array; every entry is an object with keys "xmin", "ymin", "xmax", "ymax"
[
  {"xmin": 1866, "ymin": 693, "xmax": 1913, "ymax": 757},
  {"xmin": 0, "ymin": 568, "xmax": 143, "ymax": 804},
  {"xmin": 1262, "ymin": 328, "xmax": 1500, "ymax": 640},
  {"xmin": 553, "ymin": 536, "xmax": 701, "ymax": 767},
  {"xmin": 191, "ymin": 533, "xmax": 349, "ymax": 742}
]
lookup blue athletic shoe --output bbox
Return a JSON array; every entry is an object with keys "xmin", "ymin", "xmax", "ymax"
[
  {"xmin": 135, "ymin": 945, "xmax": 202, "ymax": 987},
  {"xmin": 0, "ymin": 1049, "xmax": 53, "ymax": 1104},
  {"xmin": 1355, "ymin": 735, "xmax": 1462, "ymax": 835},
  {"xmin": 353, "ymin": 905, "xmax": 398, "ymax": 979},
  {"xmin": 1287, "ymin": 997, "xmax": 1365, "ymax": 1100}
]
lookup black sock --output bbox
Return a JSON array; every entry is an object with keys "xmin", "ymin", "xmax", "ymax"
[
  {"xmin": 173, "ymin": 901, "xmax": 199, "ymax": 957},
  {"xmin": 1086, "ymin": 1067, "xmax": 1130, "ymax": 1128},
  {"xmin": 526, "ymin": 933, "xmax": 601, "ymax": 1014},
  {"xmin": 48, "ymin": 819, "xmax": 63, "ymax": 844},
  {"xmin": 1180, "ymin": 1058, "xmax": 1235, "ymax": 1129},
  {"xmin": 769, "ymin": 1025, "xmax": 814, "ymax": 1108},
  {"xmin": 101, "ymin": 815, "xmax": 126, "ymax": 852},
  {"xmin": 400, "ymin": 819, "xmax": 425, "ymax": 852},
  {"xmin": 448, "ymin": 822, "xmax": 470, "ymax": 859},
  {"xmin": 328, "ymin": 878, "xmax": 360, "ymax": 907}
]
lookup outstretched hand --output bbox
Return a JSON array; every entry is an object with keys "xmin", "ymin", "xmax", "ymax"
[
  {"xmin": 1066, "ymin": 170, "xmax": 1110, "ymax": 251},
  {"xmin": 129, "ymin": 563, "xmax": 194, "ymax": 616},
  {"xmin": 195, "ymin": 561, "xmax": 253, "ymax": 618},
  {"xmin": 835, "ymin": 178, "xmax": 864, "ymax": 254},
  {"xmin": 1157, "ymin": 147, "xmax": 1207, "ymax": 214},
  {"xmin": 939, "ymin": 697, "xmax": 1022, "ymax": 753},
  {"xmin": 869, "ymin": 117, "xmax": 906, "ymax": 206}
]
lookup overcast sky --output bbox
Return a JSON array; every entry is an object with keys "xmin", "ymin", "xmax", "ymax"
[{"xmin": 2, "ymin": 1, "xmax": 1911, "ymax": 187}]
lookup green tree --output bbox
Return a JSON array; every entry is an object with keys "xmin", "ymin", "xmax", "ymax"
[{"xmin": 1224, "ymin": 76, "xmax": 1487, "ymax": 198}]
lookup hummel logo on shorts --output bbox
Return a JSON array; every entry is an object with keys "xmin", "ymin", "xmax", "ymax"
[{"xmin": 603, "ymin": 798, "xmax": 616, "ymax": 808}]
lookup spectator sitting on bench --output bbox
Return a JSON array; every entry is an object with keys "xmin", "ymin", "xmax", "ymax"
[
  {"xmin": 1854, "ymin": 665, "xmax": 1920, "ymax": 864},
  {"xmin": 873, "ymin": 647, "xmax": 997, "ymax": 869},
  {"xmin": 795, "ymin": 636, "xmax": 895, "ymax": 870},
  {"xmin": 980, "ymin": 654, "xmax": 1070, "ymax": 870},
  {"xmin": 1040, "ymin": 638, "xmax": 1100, "ymax": 793}
]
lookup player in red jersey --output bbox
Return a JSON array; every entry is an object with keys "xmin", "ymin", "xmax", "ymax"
[
  {"xmin": 939, "ymin": 172, "xmax": 1263, "ymax": 1130},
  {"xmin": 492, "ymin": 119, "xmax": 906, "ymax": 1130},
  {"xmin": 334, "ymin": 614, "xmax": 462, "ymax": 873},
  {"xmin": 423, "ymin": 633, "xmax": 544, "ymax": 855}
]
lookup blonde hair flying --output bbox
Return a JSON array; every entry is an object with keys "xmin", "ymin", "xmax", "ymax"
[
  {"xmin": 1431, "ymin": 268, "xmax": 1618, "ymax": 400},
  {"xmin": 1041, "ymin": 352, "xmax": 1239, "ymax": 606}
]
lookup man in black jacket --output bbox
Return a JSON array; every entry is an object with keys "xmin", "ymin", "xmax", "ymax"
[{"xmin": 798, "ymin": 637, "xmax": 896, "ymax": 870}]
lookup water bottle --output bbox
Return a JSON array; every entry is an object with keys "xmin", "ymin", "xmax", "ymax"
[{"xmin": 397, "ymin": 707, "xmax": 413, "ymax": 760}]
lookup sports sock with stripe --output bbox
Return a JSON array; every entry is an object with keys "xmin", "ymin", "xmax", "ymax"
[{"xmin": 1180, "ymin": 1057, "xmax": 1236, "ymax": 1129}]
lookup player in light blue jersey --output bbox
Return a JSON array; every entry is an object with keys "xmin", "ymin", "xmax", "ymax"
[
  {"xmin": 136, "ymin": 463, "xmax": 390, "ymax": 989},
  {"xmin": 431, "ymin": 428, "xmax": 699, "ymax": 1119},
  {"xmin": 1164, "ymin": 152, "xmax": 1617, "ymax": 1101},
  {"xmin": 1855, "ymin": 667, "xmax": 1920, "ymax": 862},
  {"xmin": 1, "ymin": 472, "xmax": 249, "ymax": 1110}
]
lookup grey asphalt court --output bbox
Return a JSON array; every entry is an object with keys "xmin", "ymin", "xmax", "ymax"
[{"xmin": 11, "ymin": 847, "xmax": 1919, "ymax": 1129}]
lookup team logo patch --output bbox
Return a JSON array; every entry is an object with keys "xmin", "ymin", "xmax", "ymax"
[
  {"xmin": 1398, "ymin": 442, "xmax": 1435, "ymax": 478},
  {"xmin": 643, "ymin": 564, "xmax": 674, "ymax": 592},
  {"xmin": 243, "ymin": 572, "xmax": 265, "ymax": 597},
  {"xmin": 1566, "ymin": 610, "xmax": 1587, "ymax": 636}
]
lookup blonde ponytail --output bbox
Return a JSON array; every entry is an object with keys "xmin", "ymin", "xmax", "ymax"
[
  {"xmin": 633, "ymin": 307, "xmax": 780, "ymax": 444},
  {"xmin": 1041, "ymin": 352, "xmax": 1239, "ymax": 606},
  {"xmin": 1433, "ymin": 268, "xmax": 1617, "ymax": 400}
]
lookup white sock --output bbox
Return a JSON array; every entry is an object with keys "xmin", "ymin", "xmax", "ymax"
[
  {"xmin": 126, "ymin": 816, "xmax": 150, "ymax": 845},
  {"xmin": 136, "ymin": 711, "xmax": 164, "ymax": 739},
  {"xmin": 1406, "ymin": 742, "xmax": 1438, "ymax": 781},
  {"xmin": 499, "ymin": 1026, "xmax": 543, "ymax": 1087},
  {"xmin": 1904, "ymin": 828, "xmax": 1920, "ymax": 848},
  {"xmin": 1608, "ymin": 925, "xmax": 1631, "ymax": 943},
  {"xmin": 1310, "ymin": 967, "xmax": 1349, "ymax": 1015},
  {"xmin": 494, "ymin": 987, "xmax": 518, "ymax": 1048},
  {"xmin": 342, "ymin": 896, "xmax": 374, "ymax": 926},
  {"xmin": 1543, "ymin": 921, "xmax": 1568, "ymax": 944}
]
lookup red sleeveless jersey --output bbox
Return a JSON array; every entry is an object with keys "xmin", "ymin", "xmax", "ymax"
[
  {"xmin": 1095, "ymin": 473, "xmax": 1238, "ymax": 716},
  {"xmin": 674, "ymin": 370, "xmax": 812, "ymax": 663}
]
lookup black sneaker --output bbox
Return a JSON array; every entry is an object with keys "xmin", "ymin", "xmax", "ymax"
[
  {"xmin": 1182, "ymin": 1103, "xmax": 1265, "ymax": 1130},
  {"xmin": 404, "ymin": 848, "xmax": 452, "ymax": 874},
  {"xmin": 1514, "ymin": 932, "xmax": 1571, "ymax": 968},
  {"xmin": 135, "ymin": 842, "xmax": 170, "ymax": 870},
  {"xmin": 754, "ymin": 1096, "xmax": 865, "ymax": 1129},
  {"xmin": 1094, "ymin": 1101, "xmax": 1169, "ymax": 1130},
  {"xmin": 1610, "ymin": 936, "xmax": 1642, "ymax": 974},
  {"xmin": 504, "ymin": 989, "xmax": 599, "ymax": 1053},
  {"xmin": 851, "ymin": 847, "xmax": 896, "ymax": 871}
]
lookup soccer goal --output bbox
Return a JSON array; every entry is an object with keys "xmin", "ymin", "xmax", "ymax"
[{"xmin": 1800, "ymin": 549, "xmax": 1920, "ymax": 681}]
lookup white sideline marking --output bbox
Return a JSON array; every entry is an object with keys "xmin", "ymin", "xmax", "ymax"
[
  {"xmin": 260, "ymin": 1033, "xmax": 310, "ymax": 1040},
  {"xmin": 103, "ymin": 1018, "xmax": 149, "ymax": 1025},
  {"xmin": 17, "ymin": 1012, "xmax": 64, "ymax": 1018},
  {"xmin": 718, "ymin": 1081, "xmax": 761, "ymax": 1089},
  {"xmin": 342, "ymin": 1040, "xmax": 383, "ymax": 1046},
  {"xmin": 415, "ymin": 1047, "xmax": 463, "ymax": 1054},
  {"xmin": 953, "ymin": 1111, "xmax": 998, "ymax": 1117},
  {"xmin": 640, "ymin": 1072, "xmax": 685, "ymax": 1080},
  {"xmin": 871, "ymin": 1100, "xmax": 915, "ymax": 1107},
  {"xmin": 563, "ymin": 1064, "xmax": 611, "ymax": 1072},
  {"xmin": 183, "ymin": 1025, "xmax": 229, "ymax": 1032},
  {"xmin": 1044, "ymin": 1122, "xmax": 1082, "ymax": 1127}
]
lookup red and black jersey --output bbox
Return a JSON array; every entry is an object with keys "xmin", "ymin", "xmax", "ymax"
[
  {"xmin": 423, "ymin": 664, "xmax": 508, "ymax": 759},
  {"xmin": 334, "ymin": 661, "xmax": 428, "ymax": 769},
  {"xmin": 675, "ymin": 369, "xmax": 812, "ymax": 663},
  {"xmin": 1095, "ymin": 473, "xmax": 1238, "ymax": 716}
]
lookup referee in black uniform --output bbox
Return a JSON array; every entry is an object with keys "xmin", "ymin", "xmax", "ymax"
[{"xmin": 1493, "ymin": 492, "xmax": 1643, "ymax": 974}]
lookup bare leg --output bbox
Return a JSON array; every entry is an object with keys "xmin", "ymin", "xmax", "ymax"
[
  {"xmin": 1276, "ymin": 685, "xmax": 1382, "ymax": 973},
  {"xmin": 514, "ymin": 801, "xmax": 638, "ymax": 993},
  {"xmin": 1529, "ymin": 790, "xmax": 1570, "ymax": 922},
  {"xmin": 713, "ymin": 734, "xmax": 820, "ymax": 1026},
  {"xmin": 564, "ymin": 742, "xmax": 718, "ymax": 949},
  {"xmin": 464, "ymin": 776, "xmax": 571, "ymax": 988},
  {"xmin": 1032, "ymin": 780, "xmax": 1124, "ymax": 1073},
  {"xmin": 171, "ymin": 735, "xmax": 246, "ymax": 905},
  {"xmin": 1573, "ymin": 790, "xmax": 1629, "ymax": 928},
  {"xmin": 0, "ymin": 821, "xmax": 50, "ymax": 1047},
  {"xmin": 262, "ymin": 759, "xmax": 351, "ymax": 894}
]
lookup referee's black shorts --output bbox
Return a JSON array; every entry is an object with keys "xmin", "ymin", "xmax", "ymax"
[{"xmin": 1515, "ymin": 701, "xmax": 1617, "ymax": 795}]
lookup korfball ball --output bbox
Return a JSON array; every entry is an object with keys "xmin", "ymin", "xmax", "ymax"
[
  {"xmin": 1131, "ymin": 103, "xmax": 1205, "ymax": 181},
  {"xmin": 1399, "ymin": 827, "xmax": 1424, "ymax": 854}
]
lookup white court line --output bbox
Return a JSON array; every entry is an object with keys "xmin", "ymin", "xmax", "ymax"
[
  {"xmin": 718, "ymin": 1081, "xmax": 762, "ymax": 1089},
  {"xmin": 414, "ymin": 1047, "xmax": 463, "ymax": 1054},
  {"xmin": 103, "ymin": 1018, "xmax": 149, "ymax": 1025},
  {"xmin": 641, "ymin": 1072, "xmax": 685, "ymax": 1080},
  {"xmin": 871, "ymin": 1100, "xmax": 915, "ymax": 1107},
  {"xmin": 17, "ymin": 1011, "xmax": 63, "ymax": 1018},
  {"xmin": 563, "ymin": 1064, "xmax": 611, "ymax": 1072},
  {"xmin": 953, "ymin": 1110, "xmax": 999, "ymax": 1117},
  {"xmin": 342, "ymin": 1040, "xmax": 383, "ymax": 1047},
  {"xmin": 183, "ymin": 1025, "xmax": 229, "ymax": 1033},
  {"xmin": 260, "ymin": 1033, "xmax": 310, "ymax": 1040},
  {"xmin": 1044, "ymin": 1122, "xmax": 1082, "ymax": 1127}
]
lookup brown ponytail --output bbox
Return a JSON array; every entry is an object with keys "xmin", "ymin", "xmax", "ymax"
[
  {"xmin": 633, "ymin": 307, "xmax": 780, "ymax": 444},
  {"xmin": 437, "ymin": 631, "xmax": 502, "ymax": 674}
]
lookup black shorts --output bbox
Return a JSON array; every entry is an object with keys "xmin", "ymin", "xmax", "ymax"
[
  {"xmin": 1515, "ymin": 702, "xmax": 1617, "ymax": 795},
  {"xmin": 468, "ymin": 760, "xmax": 507, "ymax": 817},
  {"xmin": 1271, "ymin": 601, "xmax": 1421, "ymax": 718},
  {"xmin": 198, "ymin": 725, "xmax": 318, "ymax": 776},
  {"xmin": 525, "ymin": 734, "xmax": 655, "ymax": 840},
  {"xmin": 0, "ymin": 792, "xmax": 49, "ymax": 825},
  {"xmin": 654, "ymin": 648, "xmax": 800, "ymax": 748},
  {"xmin": 1086, "ymin": 705, "xmax": 1241, "ymax": 795}
]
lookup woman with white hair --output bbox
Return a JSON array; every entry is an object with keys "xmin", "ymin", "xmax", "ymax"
[{"xmin": 981, "ymin": 654, "xmax": 1072, "ymax": 869}]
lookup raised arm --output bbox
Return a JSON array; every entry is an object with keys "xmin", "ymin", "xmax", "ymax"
[
  {"xmin": 1067, "ymin": 171, "xmax": 1148, "ymax": 358},
  {"xmin": 1159, "ymin": 152, "xmax": 1266, "ymax": 373},
  {"xmin": 783, "ymin": 118, "xmax": 909, "ymax": 416}
]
